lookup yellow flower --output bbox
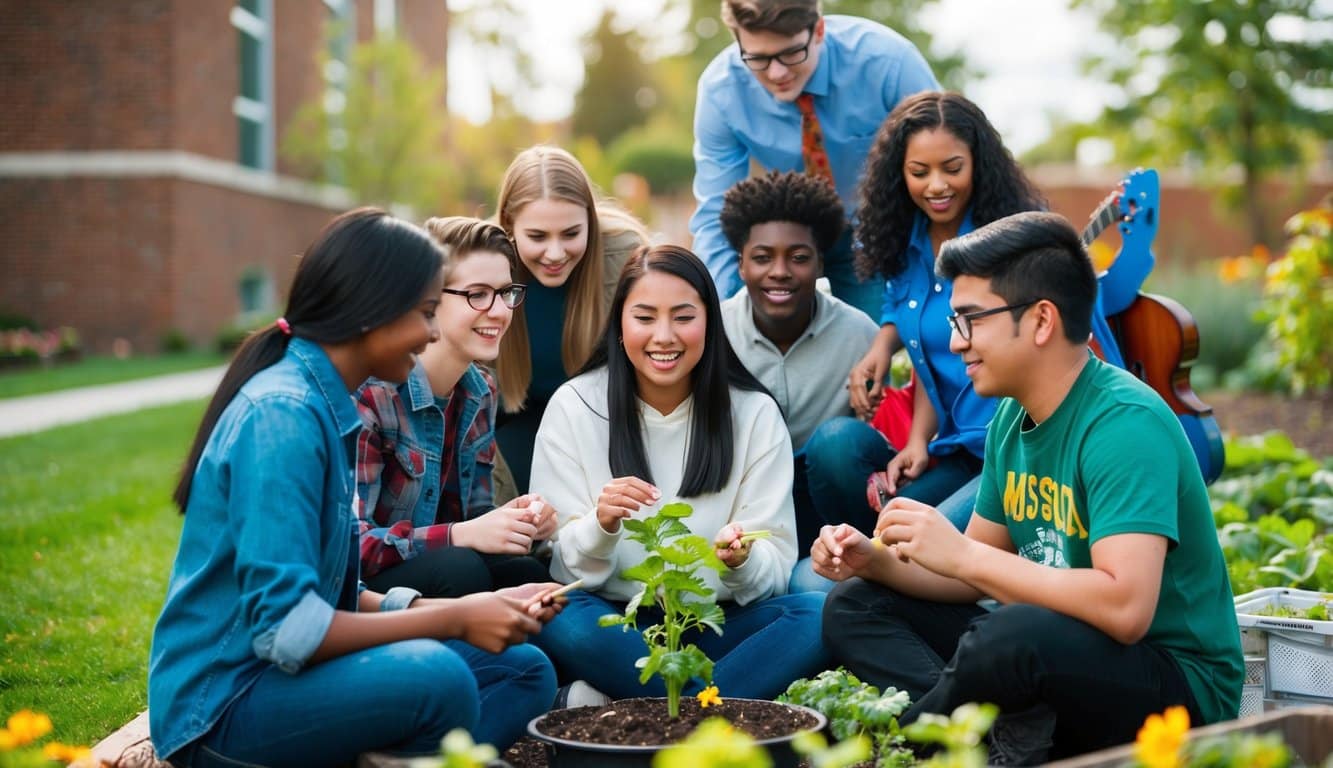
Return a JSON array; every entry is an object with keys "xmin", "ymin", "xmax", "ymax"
[
  {"xmin": 1134, "ymin": 705, "xmax": 1190, "ymax": 768},
  {"xmin": 0, "ymin": 728, "xmax": 17, "ymax": 750},
  {"xmin": 43, "ymin": 741, "xmax": 93, "ymax": 764},
  {"xmin": 5, "ymin": 709, "xmax": 53, "ymax": 746},
  {"xmin": 696, "ymin": 685, "xmax": 723, "ymax": 708}
]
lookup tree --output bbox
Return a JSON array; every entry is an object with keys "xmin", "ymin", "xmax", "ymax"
[
  {"xmin": 1074, "ymin": 0, "xmax": 1332, "ymax": 246},
  {"xmin": 281, "ymin": 32, "xmax": 455, "ymax": 213},
  {"xmin": 572, "ymin": 11, "xmax": 656, "ymax": 146}
]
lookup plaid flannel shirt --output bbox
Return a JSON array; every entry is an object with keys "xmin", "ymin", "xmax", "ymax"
[{"xmin": 355, "ymin": 362, "xmax": 497, "ymax": 577}]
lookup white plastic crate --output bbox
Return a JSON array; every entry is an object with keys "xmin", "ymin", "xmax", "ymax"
[{"xmin": 1233, "ymin": 588, "xmax": 1333, "ymax": 704}]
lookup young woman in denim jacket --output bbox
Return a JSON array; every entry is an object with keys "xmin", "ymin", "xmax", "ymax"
[
  {"xmin": 148, "ymin": 209, "xmax": 562, "ymax": 767},
  {"xmin": 357, "ymin": 217, "xmax": 555, "ymax": 600},
  {"xmin": 803, "ymin": 92, "xmax": 1151, "ymax": 542},
  {"xmin": 529, "ymin": 245, "xmax": 829, "ymax": 702}
]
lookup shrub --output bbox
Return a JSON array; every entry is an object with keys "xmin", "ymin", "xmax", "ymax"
[
  {"xmin": 1254, "ymin": 204, "xmax": 1333, "ymax": 395},
  {"xmin": 160, "ymin": 328, "xmax": 191, "ymax": 354},
  {"xmin": 608, "ymin": 128, "xmax": 694, "ymax": 196}
]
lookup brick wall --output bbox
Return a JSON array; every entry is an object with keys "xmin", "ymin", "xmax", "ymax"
[
  {"xmin": 171, "ymin": 0, "xmax": 239, "ymax": 163},
  {"xmin": 0, "ymin": 0, "xmax": 175, "ymax": 152},
  {"xmin": 0, "ymin": 174, "xmax": 342, "ymax": 354}
]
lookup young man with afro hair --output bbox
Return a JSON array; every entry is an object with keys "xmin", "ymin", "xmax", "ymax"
[{"xmin": 719, "ymin": 170, "xmax": 878, "ymax": 563}]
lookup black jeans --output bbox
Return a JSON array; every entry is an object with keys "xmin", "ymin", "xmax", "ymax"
[
  {"xmin": 823, "ymin": 578, "xmax": 1203, "ymax": 760},
  {"xmin": 364, "ymin": 546, "xmax": 550, "ymax": 598}
]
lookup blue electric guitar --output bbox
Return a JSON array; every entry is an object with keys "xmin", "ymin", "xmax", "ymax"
[{"xmin": 1081, "ymin": 169, "xmax": 1226, "ymax": 485}]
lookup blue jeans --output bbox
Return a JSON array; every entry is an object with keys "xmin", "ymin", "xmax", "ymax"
[
  {"xmin": 823, "ymin": 228, "xmax": 882, "ymax": 320},
  {"xmin": 534, "ymin": 590, "xmax": 829, "ymax": 701},
  {"xmin": 804, "ymin": 417, "xmax": 980, "ymax": 534},
  {"xmin": 178, "ymin": 639, "xmax": 555, "ymax": 766}
]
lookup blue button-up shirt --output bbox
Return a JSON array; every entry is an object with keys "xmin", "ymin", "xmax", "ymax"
[
  {"xmin": 690, "ymin": 15, "xmax": 938, "ymax": 297},
  {"xmin": 149, "ymin": 338, "xmax": 362, "ymax": 760}
]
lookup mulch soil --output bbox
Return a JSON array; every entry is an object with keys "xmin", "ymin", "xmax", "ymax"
[{"xmin": 1204, "ymin": 389, "xmax": 1332, "ymax": 459}]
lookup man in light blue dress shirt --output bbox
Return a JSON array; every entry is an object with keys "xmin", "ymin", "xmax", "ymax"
[{"xmin": 691, "ymin": 1, "xmax": 938, "ymax": 318}]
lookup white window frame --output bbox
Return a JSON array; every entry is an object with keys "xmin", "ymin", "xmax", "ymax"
[{"xmin": 231, "ymin": 0, "xmax": 274, "ymax": 171}]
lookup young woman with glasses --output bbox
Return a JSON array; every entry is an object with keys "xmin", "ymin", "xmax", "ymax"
[
  {"xmin": 802, "ymin": 92, "xmax": 1147, "ymax": 553},
  {"xmin": 491, "ymin": 145, "xmax": 653, "ymax": 497},
  {"xmin": 355, "ymin": 216, "xmax": 556, "ymax": 603}
]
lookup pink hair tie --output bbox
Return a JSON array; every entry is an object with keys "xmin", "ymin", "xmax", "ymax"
[{"xmin": 275, "ymin": 317, "xmax": 292, "ymax": 336}]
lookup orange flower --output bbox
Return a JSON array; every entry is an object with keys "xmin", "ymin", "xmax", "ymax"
[
  {"xmin": 696, "ymin": 685, "xmax": 722, "ymax": 708},
  {"xmin": 1134, "ymin": 705, "xmax": 1190, "ymax": 768},
  {"xmin": 4, "ymin": 709, "xmax": 53, "ymax": 746},
  {"xmin": 43, "ymin": 741, "xmax": 93, "ymax": 764}
]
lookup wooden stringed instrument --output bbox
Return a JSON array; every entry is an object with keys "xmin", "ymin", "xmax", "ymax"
[{"xmin": 1080, "ymin": 169, "xmax": 1225, "ymax": 484}]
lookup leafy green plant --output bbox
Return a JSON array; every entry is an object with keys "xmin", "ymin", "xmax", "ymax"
[
  {"xmin": 1209, "ymin": 433, "xmax": 1333, "ymax": 595},
  {"xmin": 778, "ymin": 668, "xmax": 914, "ymax": 767},
  {"xmin": 901, "ymin": 703, "xmax": 998, "ymax": 768},
  {"xmin": 598, "ymin": 502, "xmax": 728, "ymax": 718},
  {"xmin": 1254, "ymin": 205, "xmax": 1333, "ymax": 395}
]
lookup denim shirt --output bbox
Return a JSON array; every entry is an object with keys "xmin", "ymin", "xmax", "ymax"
[
  {"xmin": 879, "ymin": 211, "xmax": 1146, "ymax": 460},
  {"xmin": 354, "ymin": 361, "xmax": 497, "ymax": 577},
  {"xmin": 148, "ymin": 338, "xmax": 362, "ymax": 760}
]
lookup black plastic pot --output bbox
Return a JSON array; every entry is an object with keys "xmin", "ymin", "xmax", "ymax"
[{"xmin": 526, "ymin": 698, "xmax": 827, "ymax": 768}]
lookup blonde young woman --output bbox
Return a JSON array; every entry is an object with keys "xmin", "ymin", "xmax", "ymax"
[{"xmin": 493, "ymin": 145, "xmax": 651, "ymax": 494}]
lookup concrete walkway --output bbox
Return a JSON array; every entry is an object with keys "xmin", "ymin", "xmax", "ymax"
[{"xmin": 0, "ymin": 365, "xmax": 225, "ymax": 438}]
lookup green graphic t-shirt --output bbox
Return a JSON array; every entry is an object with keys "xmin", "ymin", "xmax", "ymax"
[{"xmin": 975, "ymin": 356, "xmax": 1242, "ymax": 724}]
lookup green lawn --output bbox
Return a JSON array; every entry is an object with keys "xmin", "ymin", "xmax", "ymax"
[
  {"xmin": 0, "ymin": 400, "xmax": 202, "ymax": 745},
  {"xmin": 0, "ymin": 352, "xmax": 225, "ymax": 399}
]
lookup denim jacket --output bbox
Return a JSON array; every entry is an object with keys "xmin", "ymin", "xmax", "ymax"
[
  {"xmin": 354, "ymin": 360, "xmax": 497, "ymax": 577},
  {"xmin": 148, "ymin": 338, "xmax": 362, "ymax": 760},
  {"xmin": 879, "ymin": 211, "xmax": 1147, "ymax": 460}
]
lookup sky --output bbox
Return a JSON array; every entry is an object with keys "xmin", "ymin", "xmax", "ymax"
[{"xmin": 446, "ymin": 0, "xmax": 1118, "ymax": 155}]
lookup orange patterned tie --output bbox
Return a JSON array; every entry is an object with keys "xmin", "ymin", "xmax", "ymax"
[{"xmin": 797, "ymin": 92, "xmax": 834, "ymax": 188}]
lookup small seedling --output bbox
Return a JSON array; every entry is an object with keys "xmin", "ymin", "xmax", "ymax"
[{"xmin": 599, "ymin": 502, "xmax": 728, "ymax": 717}]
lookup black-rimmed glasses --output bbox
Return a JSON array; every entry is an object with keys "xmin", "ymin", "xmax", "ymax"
[
  {"xmin": 739, "ymin": 25, "xmax": 815, "ymax": 71},
  {"xmin": 947, "ymin": 301, "xmax": 1036, "ymax": 341},
  {"xmin": 442, "ymin": 283, "xmax": 527, "ymax": 312}
]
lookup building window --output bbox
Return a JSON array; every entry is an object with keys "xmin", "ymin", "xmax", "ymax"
[
  {"xmin": 232, "ymin": 0, "xmax": 273, "ymax": 170},
  {"xmin": 322, "ymin": 0, "xmax": 354, "ymax": 183},
  {"xmin": 374, "ymin": 0, "xmax": 398, "ymax": 37},
  {"xmin": 238, "ymin": 267, "xmax": 274, "ymax": 318}
]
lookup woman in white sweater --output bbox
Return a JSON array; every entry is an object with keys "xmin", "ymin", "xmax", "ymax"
[{"xmin": 530, "ymin": 244, "xmax": 829, "ymax": 701}]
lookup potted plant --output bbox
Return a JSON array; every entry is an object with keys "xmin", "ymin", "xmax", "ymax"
[{"xmin": 525, "ymin": 503, "xmax": 825, "ymax": 768}]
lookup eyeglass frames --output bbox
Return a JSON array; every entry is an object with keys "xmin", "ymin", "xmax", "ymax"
[
  {"xmin": 947, "ymin": 301, "xmax": 1037, "ymax": 341},
  {"xmin": 739, "ymin": 25, "xmax": 815, "ymax": 71},
  {"xmin": 442, "ymin": 283, "xmax": 527, "ymax": 312}
]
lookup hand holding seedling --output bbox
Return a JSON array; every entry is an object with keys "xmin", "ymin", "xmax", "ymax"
[
  {"xmin": 713, "ymin": 523, "xmax": 771, "ymax": 568},
  {"xmin": 595, "ymin": 476, "xmax": 661, "ymax": 533}
]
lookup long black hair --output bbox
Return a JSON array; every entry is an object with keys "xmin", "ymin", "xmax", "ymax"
[
  {"xmin": 855, "ymin": 91, "xmax": 1047, "ymax": 281},
  {"xmin": 577, "ymin": 244, "xmax": 770, "ymax": 497},
  {"xmin": 173, "ymin": 207, "xmax": 444, "ymax": 512}
]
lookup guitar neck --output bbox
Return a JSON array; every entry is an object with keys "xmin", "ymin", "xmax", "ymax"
[{"xmin": 1081, "ymin": 198, "xmax": 1123, "ymax": 247}]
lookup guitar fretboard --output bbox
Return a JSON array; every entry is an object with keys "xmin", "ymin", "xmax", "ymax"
[{"xmin": 1081, "ymin": 198, "xmax": 1123, "ymax": 247}]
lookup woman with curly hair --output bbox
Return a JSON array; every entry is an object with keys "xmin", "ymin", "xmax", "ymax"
[{"xmin": 803, "ymin": 91, "xmax": 1145, "ymax": 551}]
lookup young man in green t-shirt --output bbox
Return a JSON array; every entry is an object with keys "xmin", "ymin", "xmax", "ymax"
[{"xmin": 812, "ymin": 211, "xmax": 1242, "ymax": 764}]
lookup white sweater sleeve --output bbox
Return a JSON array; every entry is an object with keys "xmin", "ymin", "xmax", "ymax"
[
  {"xmin": 531, "ymin": 383, "xmax": 623, "ymax": 590},
  {"xmin": 716, "ymin": 395, "xmax": 797, "ymax": 605}
]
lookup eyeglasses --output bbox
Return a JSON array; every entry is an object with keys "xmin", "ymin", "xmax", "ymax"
[
  {"xmin": 442, "ymin": 283, "xmax": 527, "ymax": 312},
  {"xmin": 947, "ymin": 301, "xmax": 1037, "ymax": 341},
  {"xmin": 739, "ymin": 25, "xmax": 815, "ymax": 71}
]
